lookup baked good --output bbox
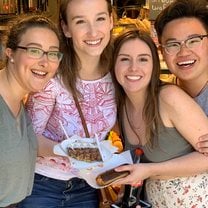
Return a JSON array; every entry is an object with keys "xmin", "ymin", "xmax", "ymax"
[
  {"xmin": 68, "ymin": 147, "xmax": 102, "ymax": 162},
  {"xmin": 96, "ymin": 166, "xmax": 130, "ymax": 186}
]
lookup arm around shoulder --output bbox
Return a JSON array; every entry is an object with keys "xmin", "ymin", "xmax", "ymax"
[{"xmin": 159, "ymin": 84, "xmax": 208, "ymax": 149}]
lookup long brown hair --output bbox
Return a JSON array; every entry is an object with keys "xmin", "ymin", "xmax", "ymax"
[
  {"xmin": 111, "ymin": 29, "xmax": 162, "ymax": 146},
  {"xmin": 58, "ymin": 0, "xmax": 113, "ymax": 96}
]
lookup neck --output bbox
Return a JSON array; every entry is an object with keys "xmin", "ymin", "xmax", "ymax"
[
  {"xmin": 125, "ymin": 90, "xmax": 146, "ymax": 112},
  {"xmin": 177, "ymin": 77, "xmax": 208, "ymax": 97},
  {"xmin": 79, "ymin": 56, "xmax": 104, "ymax": 80},
  {"xmin": 0, "ymin": 69, "xmax": 25, "ymax": 116}
]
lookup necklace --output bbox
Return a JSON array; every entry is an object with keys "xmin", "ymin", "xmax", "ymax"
[{"xmin": 124, "ymin": 102, "xmax": 141, "ymax": 143}]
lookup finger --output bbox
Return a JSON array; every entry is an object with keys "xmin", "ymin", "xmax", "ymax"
[
  {"xmin": 198, "ymin": 147, "xmax": 208, "ymax": 154},
  {"xmin": 112, "ymin": 176, "xmax": 132, "ymax": 185},
  {"xmin": 198, "ymin": 134, "xmax": 208, "ymax": 141},
  {"xmin": 132, "ymin": 181, "xmax": 143, "ymax": 187},
  {"xmin": 197, "ymin": 141, "xmax": 208, "ymax": 148},
  {"xmin": 115, "ymin": 164, "xmax": 132, "ymax": 172}
]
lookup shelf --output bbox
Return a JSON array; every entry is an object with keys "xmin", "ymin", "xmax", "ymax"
[{"xmin": 0, "ymin": 25, "xmax": 8, "ymax": 31}]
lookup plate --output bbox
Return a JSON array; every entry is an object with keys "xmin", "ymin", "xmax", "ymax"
[
  {"xmin": 79, "ymin": 150, "xmax": 134, "ymax": 188},
  {"xmin": 54, "ymin": 135, "xmax": 117, "ymax": 169}
]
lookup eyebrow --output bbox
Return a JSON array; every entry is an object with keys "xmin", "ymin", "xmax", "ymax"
[
  {"xmin": 71, "ymin": 12, "xmax": 108, "ymax": 20},
  {"xmin": 118, "ymin": 53, "xmax": 151, "ymax": 57},
  {"xmin": 25, "ymin": 43, "xmax": 59, "ymax": 50},
  {"xmin": 165, "ymin": 33, "xmax": 205, "ymax": 43}
]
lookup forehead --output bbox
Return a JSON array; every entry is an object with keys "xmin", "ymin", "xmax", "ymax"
[
  {"xmin": 67, "ymin": 0, "xmax": 108, "ymax": 17},
  {"xmin": 161, "ymin": 18, "xmax": 207, "ymax": 41},
  {"xmin": 19, "ymin": 27, "xmax": 59, "ymax": 45},
  {"xmin": 119, "ymin": 38, "xmax": 151, "ymax": 54}
]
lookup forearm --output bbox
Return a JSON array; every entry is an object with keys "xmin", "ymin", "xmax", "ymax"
[
  {"xmin": 149, "ymin": 151, "xmax": 208, "ymax": 178},
  {"xmin": 37, "ymin": 135, "xmax": 58, "ymax": 157}
]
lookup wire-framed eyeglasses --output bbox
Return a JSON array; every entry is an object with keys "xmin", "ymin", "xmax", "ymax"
[
  {"xmin": 161, "ymin": 34, "xmax": 208, "ymax": 55},
  {"xmin": 17, "ymin": 46, "xmax": 63, "ymax": 62}
]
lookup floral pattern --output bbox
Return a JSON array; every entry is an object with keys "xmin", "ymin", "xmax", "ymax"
[{"xmin": 145, "ymin": 173, "xmax": 208, "ymax": 208}]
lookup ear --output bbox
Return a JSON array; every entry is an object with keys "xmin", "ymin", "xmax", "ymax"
[
  {"xmin": 5, "ymin": 48, "xmax": 14, "ymax": 62},
  {"xmin": 157, "ymin": 44, "xmax": 163, "ymax": 55},
  {"xmin": 61, "ymin": 20, "xmax": 72, "ymax": 38},
  {"xmin": 109, "ymin": 13, "xmax": 114, "ymax": 31}
]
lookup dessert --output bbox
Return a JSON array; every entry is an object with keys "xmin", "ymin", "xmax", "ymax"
[
  {"xmin": 68, "ymin": 147, "xmax": 102, "ymax": 162},
  {"xmin": 96, "ymin": 166, "xmax": 130, "ymax": 186},
  {"xmin": 67, "ymin": 139, "xmax": 102, "ymax": 162}
]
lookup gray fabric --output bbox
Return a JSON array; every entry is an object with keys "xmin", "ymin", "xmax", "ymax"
[
  {"xmin": 122, "ymin": 118, "xmax": 193, "ymax": 163},
  {"xmin": 0, "ymin": 96, "xmax": 37, "ymax": 207},
  {"xmin": 194, "ymin": 84, "xmax": 208, "ymax": 116},
  {"xmin": 142, "ymin": 125, "xmax": 194, "ymax": 162}
]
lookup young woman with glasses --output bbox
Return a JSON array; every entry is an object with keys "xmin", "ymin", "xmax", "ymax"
[
  {"xmin": 17, "ymin": 0, "xmax": 116, "ymax": 208},
  {"xmin": 0, "ymin": 15, "xmax": 62, "ymax": 207}
]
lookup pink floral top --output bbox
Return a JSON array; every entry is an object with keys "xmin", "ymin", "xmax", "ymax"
[{"xmin": 26, "ymin": 73, "xmax": 117, "ymax": 180}]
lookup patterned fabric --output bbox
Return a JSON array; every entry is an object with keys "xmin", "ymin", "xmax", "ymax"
[
  {"xmin": 145, "ymin": 173, "xmax": 208, "ymax": 208},
  {"xmin": 26, "ymin": 73, "xmax": 117, "ymax": 180}
]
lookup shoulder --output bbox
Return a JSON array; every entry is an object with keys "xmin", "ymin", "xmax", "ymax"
[
  {"xmin": 158, "ymin": 83, "xmax": 202, "ymax": 120},
  {"xmin": 159, "ymin": 84, "xmax": 192, "ymax": 107}
]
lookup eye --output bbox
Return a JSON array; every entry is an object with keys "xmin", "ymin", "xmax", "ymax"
[
  {"xmin": 166, "ymin": 42, "xmax": 180, "ymax": 48},
  {"xmin": 28, "ymin": 47, "xmax": 42, "ymax": 56},
  {"xmin": 139, "ymin": 57, "xmax": 148, "ymax": 62},
  {"xmin": 48, "ymin": 51, "xmax": 59, "ymax": 59},
  {"xmin": 120, "ymin": 57, "xmax": 130, "ymax": 62},
  {"xmin": 97, "ymin": 16, "xmax": 106, "ymax": 21},
  {"xmin": 75, "ymin": 19, "xmax": 85, "ymax": 24},
  {"xmin": 188, "ymin": 37, "xmax": 201, "ymax": 44}
]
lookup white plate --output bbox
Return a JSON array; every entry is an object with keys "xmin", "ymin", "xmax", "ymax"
[
  {"xmin": 54, "ymin": 135, "xmax": 117, "ymax": 169},
  {"xmin": 79, "ymin": 150, "xmax": 134, "ymax": 188}
]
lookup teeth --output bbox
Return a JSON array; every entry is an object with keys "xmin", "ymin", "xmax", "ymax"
[
  {"xmin": 177, "ymin": 60, "xmax": 195, "ymax": 66},
  {"xmin": 85, "ymin": 39, "xmax": 101, "ymax": 45},
  {"xmin": 126, "ymin": 75, "xmax": 141, "ymax": 80},
  {"xmin": 32, "ymin": 70, "xmax": 47, "ymax": 76}
]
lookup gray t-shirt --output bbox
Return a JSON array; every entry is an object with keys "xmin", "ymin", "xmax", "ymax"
[
  {"xmin": 168, "ymin": 75, "xmax": 208, "ymax": 115},
  {"xmin": 0, "ymin": 96, "xmax": 37, "ymax": 207},
  {"xmin": 194, "ymin": 84, "xmax": 208, "ymax": 116}
]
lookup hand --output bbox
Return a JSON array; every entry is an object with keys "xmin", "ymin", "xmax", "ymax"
[
  {"xmin": 113, "ymin": 163, "xmax": 150, "ymax": 185},
  {"xmin": 197, "ymin": 134, "xmax": 208, "ymax": 156}
]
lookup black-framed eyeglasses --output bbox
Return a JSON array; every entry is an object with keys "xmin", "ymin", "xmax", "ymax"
[
  {"xmin": 17, "ymin": 46, "xmax": 63, "ymax": 62},
  {"xmin": 161, "ymin": 34, "xmax": 208, "ymax": 55}
]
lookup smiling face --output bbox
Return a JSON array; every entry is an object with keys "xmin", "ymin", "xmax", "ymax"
[
  {"xmin": 115, "ymin": 38, "xmax": 153, "ymax": 94},
  {"xmin": 161, "ymin": 17, "xmax": 208, "ymax": 82},
  {"xmin": 7, "ymin": 27, "xmax": 60, "ymax": 93},
  {"xmin": 61, "ymin": 0, "xmax": 113, "ymax": 59}
]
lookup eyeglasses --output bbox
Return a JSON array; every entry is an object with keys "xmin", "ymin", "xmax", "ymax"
[
  {"xmin": 17, "ymin": 46, "xmax": 63, "ymax": 62},
  {"xmin": 161, "ymin": 34, "xmax": 208, "ymax": 55}
]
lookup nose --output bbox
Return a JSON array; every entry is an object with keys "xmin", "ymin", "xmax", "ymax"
[
  {"xmin": 177, "ymin": 40, "xmax": 191, "ymax": 54},
  {"xmin": 129, "ymin": 61, "xmax": 138, "ymax": 72},
  {"xmin": 38, "ymin": 53, "xmax": 49, "ymax": 66},
  {"xmin": 87, "ymin": 22, "xmax": 98, "ymax": 37},
  {"xmin": 178, "ymin": 44, "xmax": 191, "ymax": 55}
]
